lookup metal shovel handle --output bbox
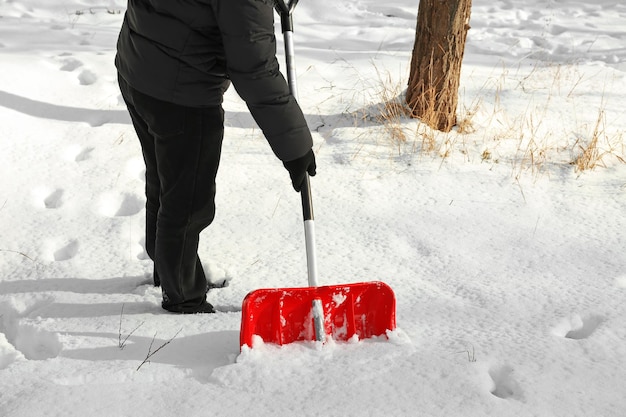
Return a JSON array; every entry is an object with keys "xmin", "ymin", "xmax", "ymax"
[
  {"xmin": 276, "ymin": 6, "xmax": 317, "ymax": 287},
  {"xmin": 277, "ymin": 3, "xmax": 316, "ymax": 284},
  {"xmin": 276, "ymin": 2, "xmax": 326, "ymax": 342}
]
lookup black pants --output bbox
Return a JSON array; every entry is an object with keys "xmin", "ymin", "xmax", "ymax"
[{"xmin": 118, "ymin": 75, "xmax": 224, "ymax": 311}]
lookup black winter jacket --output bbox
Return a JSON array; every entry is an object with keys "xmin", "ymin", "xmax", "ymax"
[{"xmin": 115, "ymin": 0, "xmax": 312, "ymax": 162}]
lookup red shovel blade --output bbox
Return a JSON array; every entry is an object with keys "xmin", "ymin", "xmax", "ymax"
[{"xmin": 240, "ymin": 281, "xmax": 396, "ymax": 348}]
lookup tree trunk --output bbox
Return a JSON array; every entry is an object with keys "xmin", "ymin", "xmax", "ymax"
[{"xmin": 406, "ymin": 0, "xmax": 472, "ymax": 132}]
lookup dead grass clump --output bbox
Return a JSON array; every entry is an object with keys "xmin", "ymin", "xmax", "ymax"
[
  {"xmin": 571, "ymin": 109, "xmax": 626, "ymax": 172},
  {"xmin": 373, "ymin": 67, "xmax": 412, "ymax": 149},
  {"xmin": 371, "ymin": 65, "xmax": 477, "ymax": 157}
]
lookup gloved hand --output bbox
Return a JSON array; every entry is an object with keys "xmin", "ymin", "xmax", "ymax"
[{"xmin": 283, "ymin": 149, "xmax": 316, "ymax": 192}]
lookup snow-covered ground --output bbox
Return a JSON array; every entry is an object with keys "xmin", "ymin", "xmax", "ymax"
[{"xmin": 1, "ymin": 0, "xmax": 625, "ymax": 416}]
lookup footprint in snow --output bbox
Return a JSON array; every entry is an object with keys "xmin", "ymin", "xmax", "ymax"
[
  {"xmin": 78, "ymin": 69, "xmax": 97, "ymax": 86},
  {"xmin": 75, "ymin": 147, "xmax": 94, "ymax": 162},
  {"xmin": 63, "ymin": 144, "xmax": 93, "ymax": 162},
  {"xmin": 552, "ymin": 314, "xmax": 605, "ymax": 340},
  {"xmin": 0, "ymin": 297, "xmax": 62, "ymax": 364},
  {"xmin": 11, "ymin": 324, "xmax": 62, "ymax": 360},
  {"xmin": 564, "ymin": 315, "xmax": 604, "ymax": 340},
  {"xmin": 44, "ymin": 189, "xmax": 64, "ymax": 209},
  {"xmin": 59, "ymin": 57, "xmax": 83, "ymax": 72},
  {"xmin": 488, "ymin": 365, "xmax": 523, "ymax": 401},
  {"xmin": 32, "ymin": 186, "xmax": 64, "ymax": 209},
  {"xmin": 97, "ymin": 192, "xmax": 144, "ymax": 217},
  {"xmin": 41, "ymin": 238, "xmax": 80, "ymax": 262},
  {"xmin": 52, "ymin": 239, "xmax": 80, "ymax": 262}
]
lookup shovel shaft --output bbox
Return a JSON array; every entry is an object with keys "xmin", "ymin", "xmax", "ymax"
[
  {"xmin": 278, "ymin": 4, "xmax": 326, "ymax": 342},
  {"xmin": 278, "ymin": 7, "xmax": 319, "ymax": 287},
  {"xmin": 284, "ymin": 31, "xmax": 298, "ymax": 101}
]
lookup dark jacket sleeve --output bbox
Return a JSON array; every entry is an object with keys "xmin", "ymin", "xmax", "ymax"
[{"xmin": 214, "ymin": 0, "xmax": 312, "ymax": 161}]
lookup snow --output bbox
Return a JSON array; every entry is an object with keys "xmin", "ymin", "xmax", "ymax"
[{"xmin": 1, "ymin": 0, "xmax": 625, "ymax": 416}]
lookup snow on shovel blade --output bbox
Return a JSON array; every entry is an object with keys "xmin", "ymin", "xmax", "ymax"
[{"xmin": 240, "ymin": 281, "xmax": 396, "ymax": 348}]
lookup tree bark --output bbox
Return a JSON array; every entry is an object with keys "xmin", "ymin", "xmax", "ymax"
[{"xmin": 406, "ymin": 0, "xmax": 472, "ymax": 132}]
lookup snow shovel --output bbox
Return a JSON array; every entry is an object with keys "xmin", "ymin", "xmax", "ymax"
[{"xmin": 239, "ymin": 0, "xmax": 397, "ymax": 348}]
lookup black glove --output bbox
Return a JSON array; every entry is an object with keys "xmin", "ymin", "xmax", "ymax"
[{"xmin": 283, "ymin": 149, "xmax": 316, "ymax": 192}]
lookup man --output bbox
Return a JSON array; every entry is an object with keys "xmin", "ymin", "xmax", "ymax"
[{"xmin": 115, "ymin": 0, "xmax": 316, "ymax": 314}]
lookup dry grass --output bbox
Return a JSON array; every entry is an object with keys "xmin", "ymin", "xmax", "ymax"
[
  {"xmin": 456, "ymin": 106, "xmax": 477, "ymax": 135},
  {"xmin": 574, "ymin": 109, "xmax": 605, "ymax": 171},
  {"xmin": 573, "ymin": 109, "xmax": 626, "ymax": 172},
  {"xmin": 367, "ymin": 65, "xmax": 470, "ymax": 157},
  {"xmin": 348, "ymin": 61, "xmax": 624, "ymax": 178},
  {"xmin": 372, "ymin": 66, "xmax": 412, "ymax": 151}
]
